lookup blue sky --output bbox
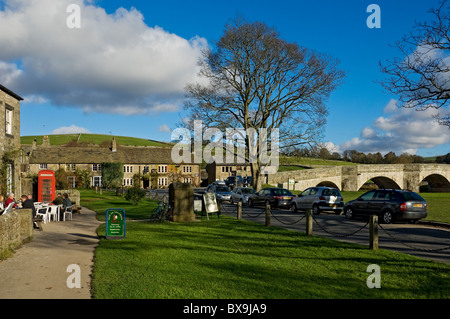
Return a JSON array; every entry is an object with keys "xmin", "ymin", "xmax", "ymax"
[{"xmin": 1, "ymin": 0, "xmax": 449, "ymax": 157}]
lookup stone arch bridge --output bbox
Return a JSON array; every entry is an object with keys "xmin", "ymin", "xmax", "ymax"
[{"xmin": 268, "ymin": 164, "xmax": 450, "ymax": 193}]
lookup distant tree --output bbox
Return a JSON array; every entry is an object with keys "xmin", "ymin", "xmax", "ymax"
[
  {"xmin": 101, "ymin": 162, "xmax": 124, "ymax": 192},
  {"xmin": 55, "ymin": 168, "xmax": 70, "ymax": 189},
  {"xmin": 436, "ymin": 153, "xmax": 450, "ymax": 163},
  {"xmin": 383, "ymin": 152, "xmax": 398, "ymax": 164},
  {"xmin": 125, "ymin": 185, "xmax": 146, "ymax": 205},
  {"xmin": 380, "ymin": 0, "xmax": 450, "ymax": 128},
  {"xmin": 184, "ymin": 18, "xmax": 344, "ymax": 190}
]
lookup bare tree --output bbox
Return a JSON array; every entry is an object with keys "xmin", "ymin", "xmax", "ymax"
[
  {"xmin": 380, "ymin": 0, "xmax": 450, "ymax": 128},
  {"xmin": 184, "ymin": 19, "xmax": 344, "ymax": 190}
]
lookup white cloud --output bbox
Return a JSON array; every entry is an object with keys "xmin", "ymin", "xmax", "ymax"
[
  {"xmin": 339, "ymin": 99, "xmax": 450, "ymax": 155},
  {"xmin": 0, "ymin": 0, "xmax": 207, "ymax": 115},
  {"xmin": 52, "ymin": 125, "xmax": 90, "ymax": 134},
  {"xmin": 158, "ymin": 124, "xmax": 171, "ymax": 133}
]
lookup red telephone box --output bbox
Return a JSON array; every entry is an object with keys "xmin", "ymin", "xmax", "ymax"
[{"xmin": 38, "ymin": 170, "xmax": 56, "ymax": 203}]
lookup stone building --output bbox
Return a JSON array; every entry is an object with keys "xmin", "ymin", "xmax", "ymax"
[
  {"xmin": 205, "ymin": 162, "xmax": 251, "ymax": 185},
  {"xmin": 0, "ymin": 84, "xmax": 23, "ymax": 196},
  {"xmin": 21, "ymin": 136, "xmax": 201, "ymax": 191}
]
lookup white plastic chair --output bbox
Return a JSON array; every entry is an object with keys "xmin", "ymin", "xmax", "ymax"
[
  {"xmin": 63, "ymin": 206, "xmax": 73, "ymax": 221},
  {"xmin": 48, "ymin": 205, "xmax": 60, "ymax": 222},
  {"xmin": 3, "ymin": 202, "xmax": 14, "ymax": 214},
  {"xmin": 36, "ymin": 206, "xmax": 49, "ymax": 224}
]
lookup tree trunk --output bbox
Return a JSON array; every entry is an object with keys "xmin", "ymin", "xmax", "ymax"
[{"xmin": 251, "ymin": 162, "xmax": 263, "ymax": 191}]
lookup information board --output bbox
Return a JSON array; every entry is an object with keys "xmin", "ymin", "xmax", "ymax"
[
  {"xmin": 203, "ymin": 193, "xmax": 218, "ymax": 214},
  {"xmin": 105, "ymin": 208, "xmax": 125, "ymax": 240}
]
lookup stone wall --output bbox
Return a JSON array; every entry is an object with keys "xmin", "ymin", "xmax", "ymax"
[{"xmin": 0, "ymin": 208, "xmax": 33, "ymax": 258}]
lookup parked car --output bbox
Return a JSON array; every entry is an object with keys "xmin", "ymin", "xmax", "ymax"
[
  {"xmin": 243, "ymin": 176, "xmax": 253, "ymax": 187},
  {"xmin": 224, "ymin": 176, "xmax": 243, "ymax": 189},
  {"xmin": 291, "ymin": 187, "xmax": 344, "ymax": 215},
  {"xmin": 231, "ymin": 187, "xmax": 256, "ymax": 206},
  {"xmin": 206, "ymin": 183, "xmax": 232, "ymax": 202},
  {"xmin": 343, "ymin": 189, "xmax": 428, "ymax": 224},
  {"xmin": 248, "ymin": 187, "xmax": 295, "ymax": 208}
]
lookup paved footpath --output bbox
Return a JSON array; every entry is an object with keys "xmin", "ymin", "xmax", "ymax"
[{"xmin": 0, "ymin": 207, "xmax": 101, "ymax": 299}]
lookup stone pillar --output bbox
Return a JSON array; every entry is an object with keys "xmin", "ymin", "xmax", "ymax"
[{"xmin": 169, "ymin": 182, "xmax": 196, "ymax": 222}]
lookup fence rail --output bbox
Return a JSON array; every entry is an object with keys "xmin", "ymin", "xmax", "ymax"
[{"xmin": 225, "ymin": 201, "xmax": 450, "ymax": 253}]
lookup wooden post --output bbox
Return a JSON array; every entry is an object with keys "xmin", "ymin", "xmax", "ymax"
[
  {"xmin": 306, "ymin": 209, "xmax": 313, "ymax": 236},
  {"xmin": 265, "ymin": 203, "xmax": 270, "ymax": 227},
  {"xmin": 370, "ymin": 214, "xmax": 378, "ymax": 250},
  {"xmin": 237, "ymin": 201, "xmax": 242, "ymax": 220}
]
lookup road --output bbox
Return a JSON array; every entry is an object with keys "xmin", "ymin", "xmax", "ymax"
[
  {"xmin": 149, "ymin": 188, "xmax": 450, "ymax": 264},
  {"xmin": 218, "ymin": 202, "xmax": 450, "ymax": 264}
]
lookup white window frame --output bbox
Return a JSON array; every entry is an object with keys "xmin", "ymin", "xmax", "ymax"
[
  {"xmin": 5, "ymin": 107, "xmax": 13, "ymax": 135},
  {"xmin": 92, "ymin": 176, "xmax": 102, "ymax": 187}
]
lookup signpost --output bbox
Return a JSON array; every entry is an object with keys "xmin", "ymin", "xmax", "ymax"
[
  {"xmin": 106, "ymin": 209, "xmax": 125, "ymax": 240},
  {"xmin": 203, "ymin": 192, "xmax": 219, "ymax": 220}
]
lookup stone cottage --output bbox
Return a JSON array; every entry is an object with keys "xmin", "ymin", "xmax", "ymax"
[
  {"xmin": 21, "ymin": 136, "xmax": 201, "ymax": 192},
  {"xmin": 0, "ymin": 84, "xmax": 23, "ymax": 196}
]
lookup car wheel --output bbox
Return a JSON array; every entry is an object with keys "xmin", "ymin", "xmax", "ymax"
[
  {"xmin": 381, "ymin": 210, "xmax": 393, "ymax": 224},
  {"xmin": 291, "ymin": 202, "xmax": 298, "ymax": 213},
  {"xmin": 312, "ymin": 204, "xmax": 320, "ymax": 215},
  {"xmin": 344, "ymin": 207, "xmax": 354, "ymax": 219}
]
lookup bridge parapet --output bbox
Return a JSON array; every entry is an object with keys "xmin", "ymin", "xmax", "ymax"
[{"xmin": 267, "ymin": 163, "xmax": 450, "ymax": 193}]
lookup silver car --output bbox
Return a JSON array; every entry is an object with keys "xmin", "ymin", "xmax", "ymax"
[
  {"xmin": 231, "ymin": 187, "xmax": 256, "ymax": 206},
  {"xmin": 291, "ymin": 186, "xmax": 344, "ymax": 215},
  {"xmin": 206, "ymin": 183, "xmax": 232, "ymax": 202}
]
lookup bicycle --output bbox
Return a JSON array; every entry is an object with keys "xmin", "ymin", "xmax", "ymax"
[{"xmin": 150, "ymin": 202, "xmax": 169, "ymax": 221}]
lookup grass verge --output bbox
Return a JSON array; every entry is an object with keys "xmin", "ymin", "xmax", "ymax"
[
  {"xmin": 91, "ymin": 217, "xmax": 449, "ymax": 299},
  {"xmin": 79, "ymin": 190, "xmax": 450, "ymax": 299}
]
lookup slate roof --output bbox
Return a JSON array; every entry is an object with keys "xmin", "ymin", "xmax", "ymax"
[{"xmin": 27, "ymin": 145, "xmax": 183, "ymax": 165}]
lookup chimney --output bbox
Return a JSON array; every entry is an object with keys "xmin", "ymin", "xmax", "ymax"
[
  {"xmin": 111, "ymin": 137, "xmax": 117, "ymax": 152},
  {"xmin": 32, "ymin": 138, "xmax": 37, "ymax": 149},
  {"xmin": 42, "ymin": 135, "xmax": 50, "ymax": 147}
]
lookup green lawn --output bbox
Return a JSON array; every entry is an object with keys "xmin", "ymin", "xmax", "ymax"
[
  {"xmin": 91, "ymin": 216, "xmax": 449, "ymax": 299},
  {"xmin": 21, "ymin": 133, "xmax": 169, "ymax": 147},
  {"xmin": 79, "ymin": 189, "xmax": 450, "ymax": 299}
]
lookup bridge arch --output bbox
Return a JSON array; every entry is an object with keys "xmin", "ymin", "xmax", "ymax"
[
  {"xmin": 358, "ymin": 176, "xmax": 402, "ymax": 191},
  {"xmin": 316, "ymin": 181, "xmax": 340, "ymax": 190},
  {"xmin": 420, "ymin": 174, "xmax": 450, "ymax": 192}
]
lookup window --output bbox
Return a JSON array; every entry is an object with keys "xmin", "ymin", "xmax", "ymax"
[
  {"xmin": 92, "ymin": 163, "xmax": 102, "ymax": 172},
  {"xmin": 92, "ymin": 176, "xmax": 102, "ymax": 187},
  {"xmin": 373, "ymin": 191, "xmax": 388, "ymax": 201},
  {"xmin": 5, "ymin": 107, "xmax": 13, "ymax": 135},
  {"xmin": 123, "ymin": 165, "xmax": 133, "ymax": 173},
  {"xmin": 183, "ymin": 166, "xmax": 192, "ymax": 173},
  {"xmin": 143, "ymin": 166, "xmax": 149, "ymax": 174},
  {"xmin": 66, "ymin": 164, "xmax": 76, "ymax": 172},
  {"xmin": 360, "ymin": 191, "xmax": 375, "ymax": 201},
  {"xmin": 158, "ymin": 165, "xmax": 168, "ymax": 173},
  {"xmin": 67, "ymin": 176, "xmax": 76, "ymax": 188},
  {"xmin": 39, "ymin": 164, "xmax": 48, "ymax": 169},
  {"xmin": 158, "ymin": 177, "xmax": 168, "ymax": 186},
  {"xmin": 123, "ymin": 178, "xmax": 133, "ymax": 186}
]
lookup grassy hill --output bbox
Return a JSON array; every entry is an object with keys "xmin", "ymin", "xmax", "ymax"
[{"xmin": 21, "ymin": 133, "xmax": 171, "ymax": 147}]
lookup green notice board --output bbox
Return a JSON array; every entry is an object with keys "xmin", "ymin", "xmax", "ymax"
[{"xmin": 106, "ymin": 208, "xmax": 126, "ymax": 239}]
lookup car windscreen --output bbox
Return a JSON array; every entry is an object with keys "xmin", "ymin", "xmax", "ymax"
[
  {"xmin": 402, "ymin": 192, "xmax": 425, "ymax": 201},
  {"xmin": 216, "ymin": 186, "xmax": 229, "ymax": 192},
  {"xmin": 241, "ymin": 188, "xmax": 255, "ymax": 194}
]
